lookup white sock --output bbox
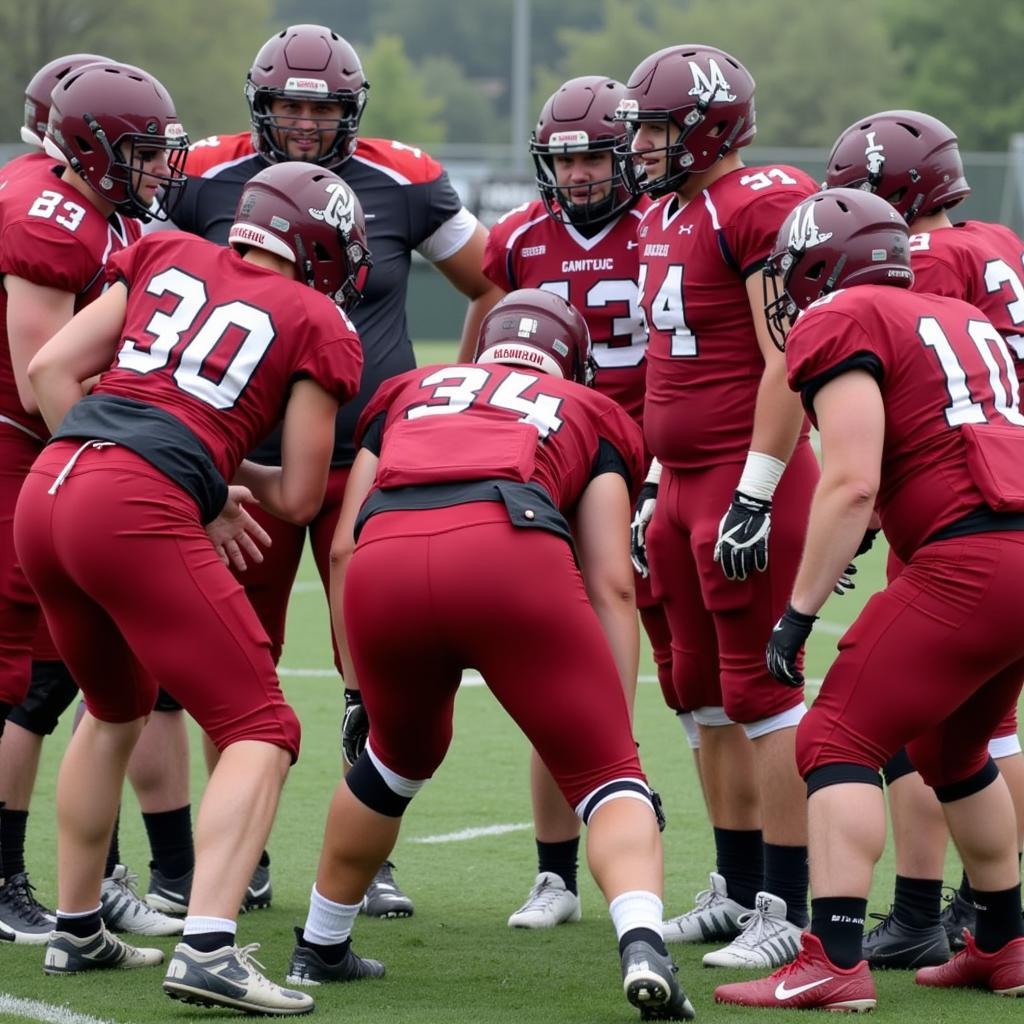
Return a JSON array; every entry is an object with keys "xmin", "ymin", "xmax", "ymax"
[
  {"xmin": 609, "ymin": 890, "xmax": 663, "ymax": 941},
  {"xmin": 183, "ymin": 915, "xmax": 237, "ymax": 938},
  {"xmin": 302, "ymin": 884, "xmax": 361, "ymax": 946}
]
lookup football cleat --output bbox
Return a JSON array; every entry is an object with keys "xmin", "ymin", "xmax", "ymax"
[
  {"xmin": 0, "ymin": 872, "xmax": 55, "ymax": 945},
  {"xmin": 285, "ymin": 926, "xmax": 385, "ymax": 986},
  {"xmin": 862, "ymin": 908, "xmax": 950, "ymax": 968},
  {"xmin": 241, "ymin": 859, "xmax": 273, "ymax": 913},
  {"xmin": 44, "ymin": 924, "xmax": 163, "ymax": 974},
  {"xmin": 620, "ymin": 938, "xmax": 695, "ymax": 1020},
  {"xmin": 940, "ymin": 888, "xmax": 976, "ymax": 951},
  {"xmin": 101, "ymin": 864, "xmax": 183, "ymax": 936},
  {"xmin": 702, "ymin": 891, "xmax": 803, "ymax": 968},
  {"xmin": 507, "ymin": 872, "xmax": 581, "ymax": 929},
  {"xmin": 662, "ymin": 871, "xmax": 749, "ymax": 944},
  {"xmin": 163, "ymin": 941, "xmax": 313, "ymax": 1015},
  {"xmin": 145, "ymin": 864, "xmax": 192, "ymax": 916},
  {"xmin": 916, "ymin": 931, "xmax": 1024, "ymax": 995},
  {"xmin": 714, "ymin": 931, "xmax": 877, "ymax": 1011},
  {"xmin": 361, "ymin": 860, "xmax": 413, "ymax": 918}
]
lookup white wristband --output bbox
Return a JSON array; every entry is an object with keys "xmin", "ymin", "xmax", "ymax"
[
  {"xmin": 738, "ymin": 451, "xmax": 786, "ymax": 502},
  {"xmin": 644, "ymin": 457, "xmax": 663, "ymax": 487}
]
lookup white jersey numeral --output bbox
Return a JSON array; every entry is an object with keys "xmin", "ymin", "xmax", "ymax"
[
  {"xmin": 538, "ymin": 279, "xmax": 646, "ymax": 367},
  {"xmin": 638, "ymin": 263, "xmax": 697, "ymax": 357}
]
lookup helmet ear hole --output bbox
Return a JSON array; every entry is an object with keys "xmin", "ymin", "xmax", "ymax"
[{"xmin": 805, "ymin": 260, "xmax": 826, "ymax": 282}]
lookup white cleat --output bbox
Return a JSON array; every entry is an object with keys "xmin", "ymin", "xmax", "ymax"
[
  {"xmin": 662, "ymin": 871, "xmax": 750, "ymax": 944},
  {"xmin": 507, "ymin": 872, "xmax": 581, "ymax": 929},
  {"xmin": 702, "ymin": 891, "xmax": 804, "ymax": 969}
]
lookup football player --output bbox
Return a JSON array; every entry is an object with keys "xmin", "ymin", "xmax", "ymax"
[
  {"xmin": 476, "ymin": 74, "xmax": 686, "ymax": 930},
  {"xmin": 169, "ymin": 23, "xmax": 503, "ymax": 916},
  {"xmin": 617, "ymin": 44, "xmax": 820, "ymax": 967},
  {"xmin": 16, "ymin": 161, "xmax": 368, "ymax": 1015},
  {"xmin": 716, "ymin": 186, "xmax": 1024, "ymax": 1011},
  {"xmin": 288, "ymin": 288, "xmax": 694, "ymax": 1021},
  {"xmin": 825, "ymin": 109, "xmax": 1024, "ymax": 968},
  {"xmin": 0, "ymin": 58, "xmax": 189, "ymax": 943}
]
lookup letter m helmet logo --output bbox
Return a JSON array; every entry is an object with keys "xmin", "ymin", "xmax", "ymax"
[
  {"xmin": 787, "ymin": 203, "xmax": 833, "ymax": 252},
  {"xmin": 309, "ymin": 182, "xmax": 356, "ymax": 231},
  {"xmin": 687, "ymin": 58, "xmax": 737, "ymax": 104}
]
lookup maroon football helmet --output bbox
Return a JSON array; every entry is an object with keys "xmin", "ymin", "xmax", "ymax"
[
  {"xmin": 475, "ymin": 289, "xmax": 595, "ymax": 385},
  {"xmin": 229, "ymin": 162, "xmax": 372, "ymax": 310},
  {"xmin": 614, "ymin": 44, "xmax": 756, "ymax": 197},
  {"xmin": 45, "ymin": 62, "xmax": 188, "ymax": 221},
  {"xmin": 763, "ymin": 188, "xmax": 913, "ymax": 350},
  {"xmin": 22, "ymin": 53, "xmax": 109, "ymax": 147},
  {"xmin": 246, "ymin": 24, "xmax": 369, "ymax": 168},
  {"xmin": 530, "ymin": 76, "xmax": 634, "ymax": 227},
  {"xmin": 825, "ymin": 110, "xmax": 970, "ymax": 225}
]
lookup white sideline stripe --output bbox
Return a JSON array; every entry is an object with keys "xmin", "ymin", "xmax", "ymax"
[
  {"xmin": 411, "ymin": 822, "xmax": 533, "ymax": 844},
  {"xmin": 0, "ymin": 994, "xmax": 116, "ymax": 1024}
]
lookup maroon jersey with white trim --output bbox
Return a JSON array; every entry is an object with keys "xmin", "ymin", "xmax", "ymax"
[
  {"xmin": 356, "ymin": 362, "xmax": 643, "ymax": 510},
  {"xmin": 0, "ymin": 151, "xmax": 55, "ymax": 187},
  {"xmin": 95, "ymin": 233, "xmax": 362, "ymax": 479},
  {"xmin": 786, "ymin": 285, "xmax": 1024, "ymax": 561},
  {"xmin": 483, "ymin": 198, "xmax": 650, "ymax": 423},
  {"xmin": 0, "ymin": 167, "xmax": 139, "ymax": 436},
  {"xmin": 910, "ymin": 220, "xmax": 1024, "ymax": 384},
  {"xmin": 639, "ymin": 164, "xmax": 816, "ymax": 468}
]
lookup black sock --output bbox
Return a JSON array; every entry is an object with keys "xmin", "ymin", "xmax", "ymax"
[
  {"xmin": 297, "ymin": 932, "xmax": 352, "ymax": 965},
  {"xmin": 183, "ymin": 930, "xmax": 235, "ymax": 952},
  {"xmin": 618, "ymin": 926, "xmax": 667, "ymax": 957},
  {"xmin": 0, "ymin": 808, "xmax": 28, "ymax": 879},
  {"xmin": 764, "ymin": 842, "xmax": 809, "ymax": 927},
  {"xmin": 103, "ymin": 810, "xmax": 121, "ymax": 879},
  {"xmin": 57, "ymin": 910, "xmax": 102, "ymax": 938},
  {"xmin": 811, "ymin": 896, "xmax": 867, "ymax": 969},
  {"xmin": 958, "ymin": 869, "xmax": 973, "ymax": 902},
  {"xmin": 972, "ymin": 884, "xmax": 1024, "ymax": 952},
  {"xmin": 259, "ymin": 850, "xmax": 270, "ymax": 869},
  {"xmin": 713, "ymin": 827, "xmax": 763, "ymax": 909},
  {"xmin": 892, "ymin": 875, "xmax": 942, "ymax": 929},
  {"xmin": 536, "ymin": 838, "xmax": 579, "ymax": 895},
  {"xmin": 142, "ymin": 805, "xmax": 194, "ymax": 878}
]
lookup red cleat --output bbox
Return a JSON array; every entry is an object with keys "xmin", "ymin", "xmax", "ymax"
[
  {"xmin": 714, "ymin": 932, "xmax": 876, "ymax": 1012},
  {"xmin": 915, "ymin": 931, "xmax": 1024, "ymax": 996}
]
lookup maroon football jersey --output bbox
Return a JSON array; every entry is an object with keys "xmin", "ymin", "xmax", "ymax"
[
  {"xmin": 910, "ymin": 220, "xmax": 1024, "ymax": 384},
  {"xmin": 95, "ymin": 233, "xmax": 363, "ymax": 479},
  {"xmin": 356, "ymin": 362, "xmax": 644, "ymax": 511},
  {"xmin": 786, "ymin": 285, "xmax": 1024, "ymax": 560},
  {"xmin": 638, "ymin": 164, "xmax": 817, "ymax": 468},
  {"xmin": 0, "ymin": 166, "xmax": 140, "ymax": 437},
  {"xmin": 0, "ymin": 151, "xmax": 55, "ymax": 186},
  {"xmin": 483, "ymin": 198, "xmax": 651, "ymax": 424}
]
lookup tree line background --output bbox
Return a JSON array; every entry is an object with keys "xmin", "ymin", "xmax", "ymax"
[{"xmin": 0, "ymin": 0, "xmax": 1021, "ymax": 153}]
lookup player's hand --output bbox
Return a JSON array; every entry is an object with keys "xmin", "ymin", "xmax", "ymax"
[
  {"xmin": 714, "ymin": 490, "xmax": 772, "ymax": 581},
  {"xmin": 341, "ymin": 688, "xmax": 369, "ymax": 768},
  {"xmin": 766, "ymin": 603, "xmax": 817, "ymax": 686},
  {"xmin": 833, "ymin": 527, "xmax": 882, "ymax": 596},
  {"xmin": 205, "ymin": 486, "xmax": 272, "ymax": 572},
  {"xmin": 855, "ymin": 526, "xmax": 881, "ymax": 558},
  {"xmin": 630, "ymin": 481, "xmax": 658, "ymax": 578}
]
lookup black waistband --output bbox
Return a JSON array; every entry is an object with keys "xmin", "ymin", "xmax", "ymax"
[
  {"xmin": 926, "ymin": 505, "xmax": 1024, "ymax": 545},
  {"xmin": 354, "ymin": 478, "xmax": 574, "ymax": 554},
  {"xmin": 51, "ymin": 394, "xmax": 228, "ymax": 523}
]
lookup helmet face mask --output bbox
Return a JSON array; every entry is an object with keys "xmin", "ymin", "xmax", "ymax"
[
  {"xmin": 229, "ymin": 163, "xmax": 372, "ymax": 311},
  {"xmin": 475, "ymin": 289, "xmax": 595, "ymax": 386},
  {"xmin": 247, "ymin": 24, "xmax": 369, "ymax": 169},
  {"xmin": 530, "ymin": 76, "xmax": 633, "ymax": 227},
  {"xmin": 45, "ymin": 62, "xmax": 189, "ymax": 222},
  {"xmin": 763, "ymin": 188, "xmax": 913, "ymax": 351}
]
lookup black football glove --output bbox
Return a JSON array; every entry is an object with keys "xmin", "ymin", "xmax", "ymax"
[
  {"xmin": 630, "ymin": 481, "xmax": 658, "ymax": 578},
  {"xmin": 766, "ymin": 603, "xmax": 817, "ymax": 686},
  {"xmin": 714, "ymin": 490, "xmax": 772, "ymax": 581},
  {"xmin": 855, "ymin": 527, "xmax": 881, "ymax": 558},
  {"xmin": 832, "ymin": 527, "xmax": 882, "ymax": 596},
  {"xmin": 341, "ymin": 688, "xmax": 369, "ymax": 768}
]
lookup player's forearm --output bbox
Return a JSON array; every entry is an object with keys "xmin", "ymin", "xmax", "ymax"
[
  {"xmin": 588, "ymin": 583, "xmax": 640, "ymax": 719},
  {"xmin": 748, "ymin": 360, "xmax": 804, "ymax": 464},
  {"xmin": 28, "ymin": 366, "xmax": 85, "ymax": 432}
]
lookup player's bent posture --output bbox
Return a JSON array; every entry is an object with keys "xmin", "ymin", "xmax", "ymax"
[
  {"xmin": 288, "ymin": 289, "xmax": 694, "ymax": 1021},
  {"xmin": 14, "ymin": 163, "xmax": 367, "ymax": 1016},
  {"xmin": 715, "ymin": 188, "xmax": 1024, "ymax": 1011},
  {"xmin": 826, "ymin": 109, "xmax": 1024, "ymax": 967}
]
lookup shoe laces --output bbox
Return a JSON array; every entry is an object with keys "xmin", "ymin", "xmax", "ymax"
[
  {"xmin": 676, "ymin": 884, "xmax": 719, "ymax": 920},
  {"xmin": 235, "ymin": 942, "xmax": 268, "ymax": 974},
  {"xmin": 864, "ymin": 907, "xmax": 895, "ymax": 938},
  {"xmin": 374, "ymin": 861, "xmax": 397, "ymax": 888},
  {"xmin": 766, "ymin": 947, "xmax": 813, "ymax": 982},
  {"xmin": 522, "ymin": 877, "xmax": 569, "ymax": 912},
  {"xmin": 1, "ymin": 874, "xmax": 51, "ymax": 924},
  {"xmin": 732, "ymin": 905, "xmax": 785, "ymax": 949},
  {"xmin": 111, "ymin": 867, "xmax": 142, "ymax": 897}
]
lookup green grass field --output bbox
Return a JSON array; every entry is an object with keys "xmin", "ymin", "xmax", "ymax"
[{"xmin": 1, "ymin": 340, "xmax": 1020, "ymax": 1023}]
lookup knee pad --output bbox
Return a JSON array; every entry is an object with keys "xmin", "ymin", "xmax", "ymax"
[
  {"xmin": 805, "ymin": 763, "xmax": 883, "ymax": 798},
  {"xmin": 677, "ymin": 711, "xmax": 700, "ymax": 750},
  {"xmin": 933, "ymin": 757, "xmax": 1000, "ymax": 804},
  {"xmin": 742, "ymin": 702, "xmax": 807, "ymax": 741},
  {"xmin": 152, "ymin": 688, "xmax": 183, "ymax": 713},
  {"xmin": 575, "ymin": 778, "xmax": 654, "ymax": 826},
  {"xmin": 881, "ymin": 748, "xmax": 917, "ymax": 786},
  {"xmin": 6, "ymin": 661, "xmax": 78, "ymax": 736},
  {"xmin": 346, "ymin": 744, "xmax": 427, "ymax": 817},
  {"xmin": 691, "ymin": 706, "xmax": 734, "ymax": 728}
]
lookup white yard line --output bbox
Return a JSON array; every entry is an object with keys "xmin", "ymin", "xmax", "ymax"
[
  {"xmin": 0, "ymin": 994, "xmax": 118, "ymax": 1024},
  {"xmin": 411, "ymin": 823, "xmax": 533, "ymax": 844}
]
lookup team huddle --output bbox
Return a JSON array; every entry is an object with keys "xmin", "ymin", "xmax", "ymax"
[{"xmin": 0, "ymin": 22, "xmax": 1021, "ymax": 1022}]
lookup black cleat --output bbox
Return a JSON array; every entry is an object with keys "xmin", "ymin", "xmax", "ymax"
[
  {"xmin": 621, "ymin": 939, "xmax": 695, "ymax": 1020},
  {"xmin": 862, "ymin": 908, "xmax": 950, "ymax": 968},
  {"xmin": 361, "ymin": 859, "xmax": 413, "ymax": 918},
  {"xmin": 241, "ymin": 860, "xmax": 272, "ymax": 913},
  {"xmin": 940, "ymin": 889, "xmax": 976, "ymax": 952},
  {"xmin": 285, "ymin": 927, "xmax": 385, "ymax": 986}
]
